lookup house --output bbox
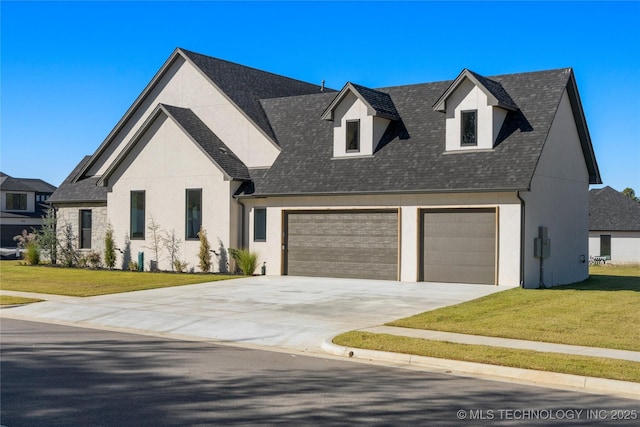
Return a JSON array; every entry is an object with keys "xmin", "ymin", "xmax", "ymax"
[
  {"xmin": 589, "ymin": 186, "xmax": 640, "ymax": 264},
  {"xmin": 1, "ymin": 172, "xmax": 56, "ymax": 249},
  {"xmin": 48, "ymin": 48, "xmax": 601, "ymax": 287}
]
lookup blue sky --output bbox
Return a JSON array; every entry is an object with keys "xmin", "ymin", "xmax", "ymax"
[{"xmin": 2, "ymin": 1, "xmax": 639, "ymax": 192}]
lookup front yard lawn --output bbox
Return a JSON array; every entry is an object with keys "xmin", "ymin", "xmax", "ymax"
[
  {"xmin": 0, "ymin": 295, "xmax": 43, "ymax": 305},
  {"xmin": 387, "ymin": 265, "xmax": 640, "ymax": 351},
  {"xmin": 0, "ymin": 261, "xmax": 237, "ymax": 297},
  {"xmin": 334, "ymin": 265, "xmax": 640, "ymax": 383}
]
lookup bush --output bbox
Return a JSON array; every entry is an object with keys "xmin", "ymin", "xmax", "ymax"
[
  {"xmin": 128, "ymin": 261, "xmax": 139, "ymax": 272},
  {"xmin": 87, "ymin": 251, "xmax": 102, "ymax": 269},
  {"xmin": 24, "ymin": 242, "xmax": 41, "ymax": 265},
  {"xmin": 230, "ymin": 248, "xmax": 259, "ymax": 276},
  {"xmin": 104, "ymin": 225, "xmax": 116, "ymax": 269},
  {"xmin": 198, "ymin": 226, "xmax": 211, "ymax": 273},
  {"xmin": 173, "ymin": 259, "xmax": 189, "ymax": 273}
]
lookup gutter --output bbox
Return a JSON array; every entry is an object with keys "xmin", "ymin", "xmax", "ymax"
[{"xmin": 517, "ymin": 191, "xmax": 526, "ymax": 287}]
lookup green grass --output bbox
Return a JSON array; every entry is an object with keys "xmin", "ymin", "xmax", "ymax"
[
  {"xmin": 0, "ymin": 261, "xmax": 237, "ymax": 296},
  {"xmin": 387, "ymin": 265, "xmax": 640, "ymax": 351},
  {"xmin": 333, "ymin": 331, "xmax": 640, "ymax": 383},
  {"xmin": 0, "ymin": 295, "xmax": 43, "ymax": 305},
  {"xmin": 335, "ymin": 265, "xmax": 640, "ymax": 383}
]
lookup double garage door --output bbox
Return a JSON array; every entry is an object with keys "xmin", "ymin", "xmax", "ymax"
[
  {"xmin": 282, "ymin": 208, "xmax": 497, "ymax": 284},
  {"xmin": 283, "ymin": 210, "xmax": 399, "ymax": 281}
]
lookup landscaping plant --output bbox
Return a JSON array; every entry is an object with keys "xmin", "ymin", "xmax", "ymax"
[
  {"xmin": 37, "ymin": 208, "xmax": 57, "ymax": 264},
  {"xmin": 197, "ymin": 226, "xmax": 211, "ymax": 273},
  {"xmin": 229, "ymin": 248, "xmax": 259, "ymax": 276},
  {"xmin": 104, "ymin": 224, "xmax": 117, "ymax": 269}
]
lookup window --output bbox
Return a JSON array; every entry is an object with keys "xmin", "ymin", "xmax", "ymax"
[
  {"xmin": 6, "ymin": 193, "xmax": 27, "ymax": 210},
  {"xmin": 36, "ymin": 194, "xmax": 49, "ymax": 203},
  {"xmin": 346, "ymin": 120, "xmax": 360, "ymax": 152},
  {"xmin": 80, "ymin": 210, "xmax": 92, "ymax": 249},
  {"xmin": 130, "ymin": 191, "xmax": 145, "ymax": 239},
  {"xmin": 254, "ymin": 208, "xmax": 267, "ymax": 241},
  {"xmin": 185, "ymin": 189, "xmax": 202, "ymax": 239},
  {"xmin": 461, "ymin": 110, "xmax": 477, "ymax": 146},
  {"xmin": 600, "ymin": 235, "xmax": 611, "ymax": 259}
]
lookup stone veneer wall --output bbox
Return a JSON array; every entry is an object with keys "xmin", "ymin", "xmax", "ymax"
[{"xmin": 56, "ymin": 204, "xmax": 108, "ymax": 255}]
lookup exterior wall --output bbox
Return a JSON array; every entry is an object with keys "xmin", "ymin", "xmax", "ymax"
[
  {"xmin": 520, "ymin": 90, "xmax": 590, "ymax": 288},
  {"xmin": 88, "ymin": 56, "xmax": 279, "ymax": 177},
  {"xmin": 444, "ymin": 78, "xmax": 507, "ymax": 151},
  {"xmin": 1, "ymin": 191, "xmax": 36, "ymax": 212},
  {"xmin": 56, "ymin": 204, "xmax": 108, "ymax": 255},
  {"xmin": 589, "ymin": 232, "xmax": 640, "ymax": 264},
  {"xmin": 242, "ymin": 191, "xmax": 521, "ymax": 285},
  {"xmin": 105, "ymin": 113, "xmax": 235, "ymax": 272},
  {"xmin": 332, "ymin": 92, "xmax": 390, "ymax": 157}
]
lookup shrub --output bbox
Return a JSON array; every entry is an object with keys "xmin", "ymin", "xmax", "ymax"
[
  {"xmin": 37, "ymin": 209, "xmax": 57, "ymax": 264},
  {"xmin": 24, "ymin": 242, "xmax": 41, "ymax": 265},
  {"xmin": 58, "ymin": 223, "xmax": 78, "ymax": 267},
  {"xmin": 230, "ymin": 248, "xmax": 259, "ymax": 276},
  {"xmin": 128, "ymin": 261, "xmax": 139, "ymax": 272},
  {"xmin": 87, "ymin": 251, "xmax": 102, "ymax": 269},
  {"xmin": 173, "ymin": 260, "xmax": 189, "ymax": 273},
  {"xmin": 198, "ymin": 226, "xmax": 211, "ymax": 273},
  {"xmin": 104, "ymin": 224, "xmax": 116, "ymax": 269}
]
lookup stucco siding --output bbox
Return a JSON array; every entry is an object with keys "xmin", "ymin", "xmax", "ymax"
[
  {"xmin": 589, "ymin": 232, "xmax": 640, "ymax": 264},
  {"xmin": 106, "ymin": 113, "xmax": 234, "ymax": 272},
  {"xmin": 243, "ymin": 192, "xmax": 521, "ymax": 285},
  {"xmin": 88, "ymin": 56, "xmax": 279, "ymax": 177},
  {"xmin": 521, "ymin": 90, "xmax": 590, "ymax": 288}
]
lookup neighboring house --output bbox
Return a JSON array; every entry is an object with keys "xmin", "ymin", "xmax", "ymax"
[
  {"xmin": 1, "ymin": 172, "xmax": 56, "ymax": 248},
  {"xmin": 589, "ymin": 186, "xmax": 640, "ymax": 264},
  {"xmin": 48, "ymin": 48, "xmax": 601, "ymax": 287}
]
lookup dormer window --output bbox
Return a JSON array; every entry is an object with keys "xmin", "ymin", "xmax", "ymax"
[
  {"xmin": 322, "ymin": 82, "xmax": 400, "ymax": 158},
  {"xmin": 346, "ymin": 120, "xmax": 360, "ymax": 152},
  {"xmin": 461, "ymin": 110, "xmax": 477, "ymax": 146},
  {"xmin": 433, "ymin": 69, "xmax": 518, "ymax": 152}
]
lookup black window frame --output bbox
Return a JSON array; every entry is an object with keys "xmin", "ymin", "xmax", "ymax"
[
  {"xmin": 253, "ymin": 207, "xmax": 267, "ymax": 242},
  {"xmin": 80, "ymin": 209, "xmax": 92, "ymax": 249},
  {"xmin": 185, "ymin": 188, "xmax": 202, "ymax": 240},
  {"xmin": 461, "ymin": 110, "xmax": 478, "ymax": 146},
  {"xmin": 346, "ymin": 119, "xmax": 360, "ymax": 152},
  {"xmin": 600, "ymin": 234, "xmax": 611, "ymax": 259},
  {"xmin": 130, "ymin": 190, "xmax": 146, "ymax": 240},
  {"xmin": 6, "ymin": 193, "xmax": 27, "ymax": 210}
]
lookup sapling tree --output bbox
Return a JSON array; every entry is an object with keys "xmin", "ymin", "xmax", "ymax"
[
  {"xmin": 104, "ymin": 224, "xmax": 117, "ymax": 269},
  {"xmin": 163, "ymin": 229, "xmax": 182, "ymax": 272},
  {"xmin": 145, "ymin": 215, "xmax": 163, "ymax": 271},
  {"xmin": 198, "ymin": 226, "xmax": 211, "ymax": 273}
]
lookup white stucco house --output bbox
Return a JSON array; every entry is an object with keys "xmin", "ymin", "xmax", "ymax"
[
  {"xmin": 48, "ymin": 48, "xmax": 601, "ymax": 288},
  {"xmin": 588, "ymin": 186, "xmax": 640, "ymax": 264}
]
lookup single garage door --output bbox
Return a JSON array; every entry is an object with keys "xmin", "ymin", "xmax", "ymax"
[
  {"xmin": 284, "ymin": 210, "xmax": 398, "ymax": 280},
  {"xmin": 421, "ymin": 208, "xmax": 497, "ymax": 285}
]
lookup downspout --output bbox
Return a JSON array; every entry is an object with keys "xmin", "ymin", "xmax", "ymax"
[
  {"xmin": 517, "ymin": 191, "xmax": 526, "ymax": 288},
  {"xmin": 234, "ymin": 195, "xmax": 246, "ymax": 250}
]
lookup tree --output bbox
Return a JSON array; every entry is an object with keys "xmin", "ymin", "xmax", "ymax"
[
  {"xmin": 622, "ymin": 187, "xmax": 640, "ymax": 202},
  {"xmin": 145, "ymin": 215, "xmax": 163, "ymax": 271},
  {"xmin": 163, "ymin": 229, "xmax": 182, "ymax": 272},
  {"xmin": 104, "ymin": 224, "xmax": 117, "ymax": 269},
  {"xmin": 36, "ymin": 208, "xmax": 57, "ymax": 264},
  {"xmin": 198, "ymin": 226, "xmax": 211, "ymax": 273},
  {"xmin": 58, "ymin": 223, "xmax": 78, "ymax": 267}
]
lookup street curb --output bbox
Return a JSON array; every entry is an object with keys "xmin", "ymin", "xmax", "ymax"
[{"xmin": 321, "ymin": 339, "xmax": 640, "ymax": 400}]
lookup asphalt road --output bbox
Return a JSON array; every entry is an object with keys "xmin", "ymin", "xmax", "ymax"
[{"xmin": 1, "ymin": 319, "xmax": 638, "ymax": 426}]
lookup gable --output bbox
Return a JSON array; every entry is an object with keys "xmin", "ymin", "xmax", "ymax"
[{"xmin": 590, "ymin": 187, "xmax": 640, "ymax": 231}]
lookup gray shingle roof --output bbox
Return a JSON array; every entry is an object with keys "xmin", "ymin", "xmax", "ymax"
[
  {"xmin": 467, "ymin": 69, "xmax": 518, "ymax": 111},
  {"xmin": 349, "ymin": 83, "xmax": 400, "ymax": 119},
  {"xmin": 162, "ymin": 104, "xmax": 250, "ymax": 180},
  {"xmin": 48, "ymin": 156, "xmax": 108, "ymax": 203},
  {"xmin": 181, "ymin": 49, "xmax": 329, "ymax": 144},
  {"xmin": 589, "ymin": 186, "xmax": 640, "ymax": 231},
  {"xmin": 0, "ymin": 172, "xmax": 56, "ymax": 193},
  {"xmin": 241, "ymin": 68, "xmax": 575, "ymax": 196}
]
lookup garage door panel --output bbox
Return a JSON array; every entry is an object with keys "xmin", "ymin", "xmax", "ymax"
[
  {"xmin": 422, "ymin": 209, "xmax": 496, "ymax": 285},
  {"xmin": 285, "ymin": 210, "xmax": 398, "ymax": 281}
]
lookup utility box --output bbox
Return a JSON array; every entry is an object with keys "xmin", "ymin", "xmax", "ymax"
[{"xmin": 534, "ymin": 227, "xmax": 551, "ymax": 258}]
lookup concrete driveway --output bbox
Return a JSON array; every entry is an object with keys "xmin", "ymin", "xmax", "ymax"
[{"xmin": 3, "ymin": 276, "xmax": 512, "ymax": 352}]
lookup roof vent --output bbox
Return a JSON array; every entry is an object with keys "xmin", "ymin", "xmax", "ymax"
[{"xmin": 321, "ymin": 80, "xmax": 325, "ymax": 92}]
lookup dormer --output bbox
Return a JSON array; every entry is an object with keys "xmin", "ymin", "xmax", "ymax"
[
  {"xmin": 433, "ymin": 69, "xmax": 518, "ymax": 152},
  {"xmin": 322, "ymin": 83, "xmax": 400, "ymax": 158}
]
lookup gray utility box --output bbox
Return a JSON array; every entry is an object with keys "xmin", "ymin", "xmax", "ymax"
[{"xmin": 534, "ymin": 226, "xmax": 551, "ymax": 259}]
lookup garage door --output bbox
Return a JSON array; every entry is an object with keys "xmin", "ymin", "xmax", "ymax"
[
  {"xmin": 284, "ymin": 210, "xmax": 398, "ymax": 280},
  {"xmin": 421, "ymin": 208, "xmax": 497, "ymax": 285}
]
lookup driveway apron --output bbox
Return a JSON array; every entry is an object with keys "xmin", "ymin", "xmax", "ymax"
[{"xmin": 2, "ymin": 276, "xmax": 511, "ymax": 352}]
